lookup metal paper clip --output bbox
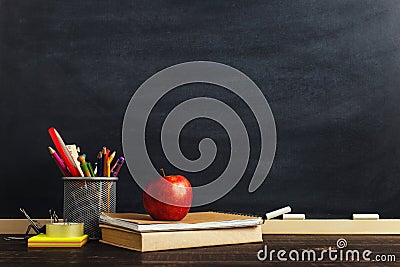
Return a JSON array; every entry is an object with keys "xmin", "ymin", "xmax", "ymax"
[
  {"xmin": 4, "ymin": 208, "xmax": 45, "ymax": 241},
  {"xmin": 19, "ymin": 208, "xmax": 44, "ymax": 234},
  {"xmin": 49, "ymin": 209, "xmax": 59, "ymax": 223}
]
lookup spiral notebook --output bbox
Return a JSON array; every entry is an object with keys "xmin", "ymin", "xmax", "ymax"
[{"xmin": 100, "ymin": 212, "xmax": 263, "ymax": 232}]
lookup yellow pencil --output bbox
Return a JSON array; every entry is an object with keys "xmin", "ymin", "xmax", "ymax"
[
  {"xmin": 108, "ymin": 151, "xmax": 116, "ymax": 164},
  {"xmin": 106, "ymin": 151, "xmax": 116, "ymax": 177}
]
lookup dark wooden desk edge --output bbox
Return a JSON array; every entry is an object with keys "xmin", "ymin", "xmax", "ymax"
[{"xmin": 1, "ymin": 234, "xmax": 400, "ymax": 266}]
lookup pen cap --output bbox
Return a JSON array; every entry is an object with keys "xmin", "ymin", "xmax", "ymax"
[{"xmin": 62, "ymin": 177, "xmax": 118, "ymax": 239}]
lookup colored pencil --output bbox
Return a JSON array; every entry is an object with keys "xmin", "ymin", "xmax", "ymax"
[
  {"xmin": 97, "ymin": 151, "xmax": 102, "ymax": 177},
  {"xmin": 111, "ymin": 157, "xmax": 125, "ymax": 177},
  {"xmin": 102, "ymin": 147, "xmax": 109, "ymax": 177},
  {"xmin": 48, "ymin": 146, "xmax": 70, "ymax": 177}
]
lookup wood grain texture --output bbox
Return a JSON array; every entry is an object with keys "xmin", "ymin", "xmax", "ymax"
[{"xmin": 1, "ymin": 234, "xmax": 400, "ymax": 266}]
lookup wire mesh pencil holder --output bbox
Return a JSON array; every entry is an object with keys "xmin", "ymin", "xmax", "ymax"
[{"xmin": 63, "ymin": 177, "xmax": 118, "ymax": 239}]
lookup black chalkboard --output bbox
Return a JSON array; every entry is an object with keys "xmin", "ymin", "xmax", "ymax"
[{"xmin": 1, "ymin": 0, "xmax": 400, "ymax": 219}]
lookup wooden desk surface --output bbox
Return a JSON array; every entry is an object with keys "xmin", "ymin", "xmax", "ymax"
[{"xmin": 1, "ymin": 235, "xmax": 399, "ymax": 266}]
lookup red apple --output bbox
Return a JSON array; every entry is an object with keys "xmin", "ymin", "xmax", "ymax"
[{"xmin": 142, "ymin": 175, "xmax": 192, "ymax": 221}]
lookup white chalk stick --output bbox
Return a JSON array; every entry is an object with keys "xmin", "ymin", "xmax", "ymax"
[
  {"xmin": 353, "ymin": 214, "xmax": 379, "ymax": 220},
  {"xmin": 266, "ymin": 206, "xmax": 292, "ymax": 220},
  {"xmin": 283, "ymin": 214, "xmax": 306, "ymax": 220}
]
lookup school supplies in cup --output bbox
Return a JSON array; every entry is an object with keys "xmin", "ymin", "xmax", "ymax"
[
  {"xmin": 47, "ymin": 128, "xmax": 122, "ymax": 239},
  {"xmin": 47, "ymin": 127, "xmax": 125, "ymax": 178}
]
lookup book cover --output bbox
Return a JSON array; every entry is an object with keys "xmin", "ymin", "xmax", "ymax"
[{"xmin": 100, "ymin": 224, "xmax": 262, "ymax": 252}]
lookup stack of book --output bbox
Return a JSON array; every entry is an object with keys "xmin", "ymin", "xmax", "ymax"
[{"xmin": 99, "ymin": 212, "xmax": 263, "ymax": 252}]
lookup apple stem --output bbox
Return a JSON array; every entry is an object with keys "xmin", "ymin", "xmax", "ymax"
[{"xmin": 160, "ymin": 168, "xmax": 166, "ymax": 177}]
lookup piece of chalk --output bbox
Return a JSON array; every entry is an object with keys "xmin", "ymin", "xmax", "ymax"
[
  {"xmin": 265, "ymin": 206, "xmax": 292, "ymax": 220},
  {"xmin": 283, "ymin": 214, "xmax": 306, "ymax": 220},
  {"xmin": 352, "ymin": 214, "xmax": 380, "ymax": 220}
]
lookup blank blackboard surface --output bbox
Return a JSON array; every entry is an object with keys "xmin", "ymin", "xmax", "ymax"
[{"xmin": 1, "ymin": 0, "xmax": 400, "ymax": 219}]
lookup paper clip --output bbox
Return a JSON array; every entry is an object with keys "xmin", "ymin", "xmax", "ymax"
[
  {"xmin": 19, "ymin": 208, "xmax": 45, "ymax": 234},
  {"xmin": 49, "ymin": 209, "xmax": 59, "ymax": 223},
  {"xmin": 4, "ymin": 208, "xmax": 46, "ymax": 241}
]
